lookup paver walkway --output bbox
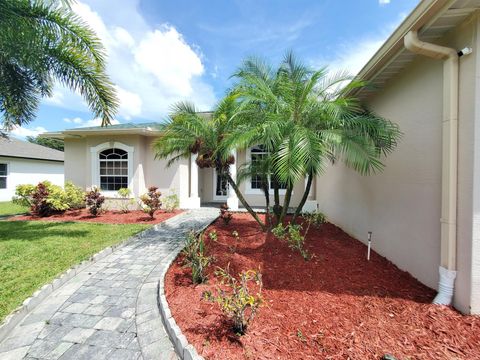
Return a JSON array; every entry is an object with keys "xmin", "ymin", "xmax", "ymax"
[{"xmin": 0, "ymin": 208, "xmax": 219, "ymax": 360}]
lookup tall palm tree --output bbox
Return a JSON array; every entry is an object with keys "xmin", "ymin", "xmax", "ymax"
[
  {"xmin": 0, "ymin": 0, "xmax": 118, "ymax": 131},
  {"xmin": 232, "ymin": 52, "xmax": 402, "ymax": 224}
]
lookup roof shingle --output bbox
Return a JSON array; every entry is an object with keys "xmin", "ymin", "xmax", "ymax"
[{"xmin": 0, "ymin": 137, "xmax": 64, "ymax": 162}]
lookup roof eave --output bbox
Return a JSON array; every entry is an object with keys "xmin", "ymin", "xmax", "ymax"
[{"xmin": 41, "ymin": 128, "xmax": 163, "ymax": 139}]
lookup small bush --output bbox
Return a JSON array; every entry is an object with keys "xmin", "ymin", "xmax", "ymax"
[
  {"xmin": 271, "ymin": 223, "xmax": 286, "ymax": 239},
  {"xmin": 85, "ymin": 187, "xmax": 105, "ymax": 216},
  {"xmin": 12, "ymin": 184, "xmax": 36, "ymax": 207},
  {"xmin": 303, "ymin": 211, "xmax": 326, "ymax": 227},
  {"xmin": 31, "ymin": 182, "xmax": 52, "ymax": 217},
  {"xmin": 46, "ymin": 183, "xmax": 71, "ymax": 212},
  {"xmin": 208, "ymin": 230, "xmax": 218, "ymax": 242},
  {"xmin": 220, "ymin": 203, "xmax": 232, "ymax": 225},
  {"xmin": 162, "ymin": 190, "xmax": 179, "ymax": 212},
  {"xmin": 204, "ymin": 265, "xmax": 263, "ymax": 335},
  {"xmin": 140, "ymin": 186, "xmax": 162, "ymax": 219},
  {"xmin": 182, "ymin": 231, "xmax": 212, "ymax": 284},
  {"xmin": 64, "ymin": 181, "xmax": 85, "ymax": 209},
  {"xmin": 13, "ymin": 181, "xmax": 84, "ymax": 215},
  {"xmin": 117, "ymin": 188, "xmax": 134, "ymax": 213},
  {"xmin": 272, "ymin": 223, "xmax": 310, "ymax": 260}
]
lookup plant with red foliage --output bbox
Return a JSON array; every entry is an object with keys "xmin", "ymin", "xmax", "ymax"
[
  {"xmin": 140, "ymin": 186, "xmax": 162, "ymax": 219},
  {"xmin": 85, "ymin": 187, "xmax": 105, "ymax": 216},
  {"xmin": 30, "ymin": 182, "xmax": 51, "ymax": 217},
  {"xmin": 220, "ymin": 203, "xmax": 232, "ymax": 225}
]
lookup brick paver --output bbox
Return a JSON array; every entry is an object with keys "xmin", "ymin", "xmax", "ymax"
[{"xmin": 0, "ymin": 209, "xmax": 219, "ymax": 360}]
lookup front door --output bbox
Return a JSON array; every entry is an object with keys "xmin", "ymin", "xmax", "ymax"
[{"xmin": 213, "ymin": 169, "xmax": 228, "ymax": 201}]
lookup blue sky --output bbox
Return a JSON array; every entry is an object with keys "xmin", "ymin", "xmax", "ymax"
[{"xmin": 13, "ymin": 0, "xmax": 419, "ymax": 138}]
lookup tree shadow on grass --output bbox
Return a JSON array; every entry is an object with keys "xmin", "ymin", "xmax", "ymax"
[{"xmin": 0, "ymin": 221, "xmax": 91, "ymax": 242}]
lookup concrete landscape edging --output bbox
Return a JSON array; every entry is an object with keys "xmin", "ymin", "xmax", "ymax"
[{"xmin": 157, "ymin": 218, "xmax": 218, "ymax": 360}]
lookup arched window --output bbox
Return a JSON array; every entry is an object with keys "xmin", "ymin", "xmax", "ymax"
[{"xmin": 99, "ymin": 148, "xmax": 129, "ymax": 190}]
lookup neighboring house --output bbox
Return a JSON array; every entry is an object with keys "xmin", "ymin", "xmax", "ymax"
[
  {"xmin": 0, "ymin": 137, "xmax": 64, "ymax": 201},
  {"xmin": 42, "ymin": 122, "xmax": 317, "ymax": 211},
  {"xmin": 43, "ymin": 0, "xmax": 480, "ymax": 314}
]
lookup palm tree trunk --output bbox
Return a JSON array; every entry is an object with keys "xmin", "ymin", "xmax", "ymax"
[
  {"xmin": 262, "ymin": 182, "xmax": 271, "ymax": 229},
  {"xmin": 272, "ymin": 178, "xmax": 281, "ymax": 223},
  {"xmin": 291, "ymin": 171, "xmax": 313, "ymax": 223},
  {"xmin": 226, "ymin": 174, "xmax": 266, "ymax": 231},
  {"xmin": 278, "ymin": 184, "xmax": 293, "ymax": 224}
]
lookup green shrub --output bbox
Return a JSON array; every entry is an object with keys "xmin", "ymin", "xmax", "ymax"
[
  {"xmin": 117, "ymin": 188, "xmax": 134, "ymax": 213},
  {"xmin": 13, "ymin": 181, "xmax": 84, "ymax": 215},
  {"xmin": 140, "ymin": 186, "xmax": 162, "ymax": 219},
  {"xmin": 208, "ymin": 230, "xmax": 218, "ymax": 242},
  {"xmin": 303, "ymin": 211, "xmax": 326, "ymax": 227},
  {"xmin": 272, "ymin": 223, "xmax": 310, "ymax": 260},
  {"xmin": 182, "ymin": 231, "xmax": 212, "ymax": 284},
  {"xmin": 64, "ymin": 181, "xmax": 85, "ymax": 209},
  {"xmin": 162, "ymin": 191, "xmax": 179, "ymax": 212},
  {"xmin": 46, "ymin": 183, "xmax": 71, "ymax": 212},
  {"xmin": 85, "ymin": 187, "xmax": 105, "ymax": 216},
  {"xmin": 203, "ymin": 266, "xmax": 263, "ymax": 335},
  {"xmin": 12, "ymin": 184, "xmax": 36, "ymax": 207},
  {"xmin": 271, "ymin": 223, "xmax": 286, "ymax": 240}
]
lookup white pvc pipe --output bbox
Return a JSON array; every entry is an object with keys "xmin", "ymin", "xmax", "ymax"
[
  {"xmin": 367, "ymin": 231, "xmax": 372, "ymax": 261},
  {"xmin": 404, "ymin": 30, "xmax": 459, "ymax": 306}
]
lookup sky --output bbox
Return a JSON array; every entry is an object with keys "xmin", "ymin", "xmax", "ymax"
[{"xmin": 12, "ymin": 0, "xmax": 420, "ymax": 138}]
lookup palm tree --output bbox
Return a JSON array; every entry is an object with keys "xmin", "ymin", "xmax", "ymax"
[
  {"xmin": 232, "ymin": 52, "xmax": 402, "ymax": 224},
  {"xmin": 0, "ymin": 0, "xmax": 118, "ymax": 131},
  {"xmin": 153, "ymin": 94, "xmax": 267, "ymax": 230}
]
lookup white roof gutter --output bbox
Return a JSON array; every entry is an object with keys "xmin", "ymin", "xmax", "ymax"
[{"xmin": 404, "ymin": 30, "xmax": 464, "ymax": 306}]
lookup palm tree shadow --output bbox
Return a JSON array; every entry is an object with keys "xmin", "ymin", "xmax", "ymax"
[{"xmin": 0, "ymin": 221, "xmax": 92, "ymax": 242}]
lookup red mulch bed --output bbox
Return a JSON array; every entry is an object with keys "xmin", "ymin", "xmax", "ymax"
[
  {"xmin": 12, "ymin": 208, "xmax": 182, "ymax": 224},
  {"xmin": 165, "ymin": 213, "xmax": 480, "ymax": 360}
]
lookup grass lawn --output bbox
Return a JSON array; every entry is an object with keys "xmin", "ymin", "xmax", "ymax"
[
  {"xmin": 0, "ymin": 220, "xmax": 150, "ymax": 321},
  {"xmin": 0, "ymin": 201, "xmax": 28, "ymax": 217}
]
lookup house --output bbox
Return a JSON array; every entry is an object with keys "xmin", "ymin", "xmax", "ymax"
[
  {"xmin": 0, "ymin": 137, "xmax": 64, "ymax": 201},
  {"xmin": 43, "ymin": 0, "xmax": 480, "ymax": 314},
  {"xmin": 42, "ymin": 122, "xmax": 316, "ymax": 211}
]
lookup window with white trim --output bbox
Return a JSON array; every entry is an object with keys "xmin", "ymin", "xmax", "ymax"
[
  {"xmin": 99, "ymin": 148, "xmax": 128, "ymax": 191},
  {"xmin": 0, "ymin": 164, "xmax": 6, "ymax": 189},
  {"xmin": 248, "ymin": 146, "xmax": 287, "ymax": 193}
]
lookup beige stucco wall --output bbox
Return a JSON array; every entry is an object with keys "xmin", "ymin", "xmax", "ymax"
[
  {"xmin": 64, "ymin": 135, "xmax": 187, "ymax": 202},
  {"xmin": 315, "ymin": 18, "xmax": 478, "ymax": 313}
]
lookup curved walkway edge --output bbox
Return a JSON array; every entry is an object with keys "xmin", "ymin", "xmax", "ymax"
[{"xmin": 0, "ymin": 208, "xmax": 219, "ymax": 360}]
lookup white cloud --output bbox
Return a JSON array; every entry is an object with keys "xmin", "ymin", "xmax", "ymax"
[
  {"xmin": 44, "ymin": 1, "xmax": 216, "ymax": 120},
  {"xmin": 10, "ymin": 126, "xmax": 48, "ymax": 138},
  {"xmin": 379, "ymin": 0, "xmax": 391, "ymax": 4},
  {"xmin": 63, "ymin": 117, "xmax": 120, "ymax": 127},
  {"xmin": 82, "ymin": 118, "xmax": 120, "ymax": 127},
  {"xmin": 315, "ymin": 14, "xmax": 406, "ymax": 77},
  {"xmin": 326, "ymin": 38, "xmax": 386, "ymax": 76},
  {"xmin": 115, "ymin": 86, "xmax": 142, "ymax": 120},
  {"xmin": 64, "ymin": 117, "xmax": 83, "ymax": 124},
  {"xmin": 134, "ymin": 26, "xmax": 204, "ymax": 96}
]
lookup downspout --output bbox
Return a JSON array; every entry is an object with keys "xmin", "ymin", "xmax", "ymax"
[{"xmin": 404, "ymin": 30, "xmax": 459, "ymax": 305}]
